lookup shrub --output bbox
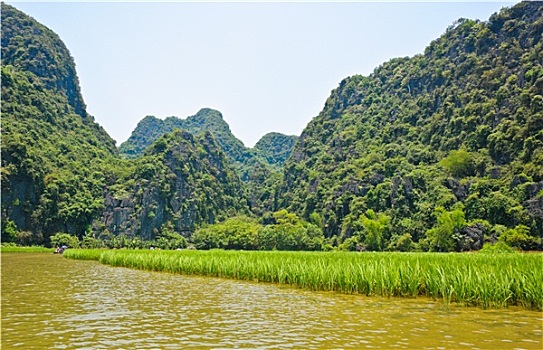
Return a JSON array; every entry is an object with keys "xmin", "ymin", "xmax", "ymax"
[
  {"xmin": 439, "ymin": 149, "xmax": 474, "ymax": 177},
  {"xmin": 499, "ymin": 225, "xmax": 541, "ymax": 250},
  {"xmin": 50, "ymin": 232, "xmax": 80, "ymax": 248},
  {"xmin": 387, "ymin": 233, "xmax": 416, "ymax": 252},
  {"xmin": 479, "ymin": 241, "xmax": 516, "ymax": 254}
]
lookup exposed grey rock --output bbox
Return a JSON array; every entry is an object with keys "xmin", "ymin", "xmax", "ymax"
[{"xmin": 456, "ymin": 223, "xmax": 485, "ymax": 251}]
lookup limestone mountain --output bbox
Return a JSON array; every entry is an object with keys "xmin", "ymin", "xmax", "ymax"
[
  {"xmin": 0, "ymin": 3, "xmax": 249, "ymax": 244},
  {"xmin": 119, "ymin": 109, "xmax": 299, "ymax": 169},
  {"xmin": 118, "ymin": 110, "xmax": 299, "ymax": 217},
  {"xmin": 242, "ymin": 132, "xmax": 299, "ymax": 215},
  {"xmin": 99, "ymin": 130, "xmax": 248, "ymax": 239},
  {"xmin": 254, "ymin": 132, "xmax": 299, "ymax": 167},
  {"xmin": 279, "ymin": 1, "xmax": 543, "ymax": 251},
  {"xmin": 1, "ymin": 3, "xmax": 117, "ymax": 242},
  {"xmin": 119, "ymin": 108, "xmax": 250, "ymax": 165},
  {"xmin": 2, "ymin": 3, "xmax": 89, "ymax": 119}
]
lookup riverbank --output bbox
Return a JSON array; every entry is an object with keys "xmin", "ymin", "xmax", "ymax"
[{"xmin": 64, "ymin": 249, "xmax": 542, "ymax": 310}]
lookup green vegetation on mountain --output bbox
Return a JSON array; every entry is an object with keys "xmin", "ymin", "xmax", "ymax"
[
  {"xmin": 1, "ymin": 3, "xmax": 87, "ymax": 117},
  {"xmin": 119, "ymin": 108, "xmax": 252, "ymax": 165},
  {"xmin": 119, "ymin": 110, "xmax": 298, "ymax": 168},
  {"xmin": 254, "ymin": 132, "xmax": 299, "ymax": 166},
  {"xmin": 241, "ymin": 158, "xmax": 282, "ymax": 215},
  {"xmin": 279, "ymin": 1, "xmax": 543, "ymax": 251},
  {"xmin": 0, "ymin": 3, "xmax": 249, "ymax": 246},
  {"xmin": 98, "ymin": 129, "xmax": 248, "ymax": 240},
  {"xmin": 118, "ymin": 110, "xmax": 297, "ymax": 218},
  {"xmin": 1, "ymin": 3, "xmax": 118, "ymax": 244},
  {"xmin": 2, "ymin": 2, "xmax": 542, "ymax": 252}
]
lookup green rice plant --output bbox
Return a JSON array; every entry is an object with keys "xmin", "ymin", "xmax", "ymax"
[
  {"xmin": 64, "ymin": 249, "xmax": 543, "ymax": 310},
  {"xmin": 0, "ymin": 246, "xmax": 54, "ymax": 253},
  {"xmin": 63, "ymin": 248, "xmax": 106, "ymax": 260}
]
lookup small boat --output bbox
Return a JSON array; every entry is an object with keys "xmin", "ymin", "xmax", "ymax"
[{"xmin": 54, "ymin": 245, "xmax": 67, "ymax": 254}]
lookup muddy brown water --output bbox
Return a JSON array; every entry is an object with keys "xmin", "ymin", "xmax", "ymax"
[{"xmin": 2, "ymin": 253, "xmax": 542, "ymax": 349}]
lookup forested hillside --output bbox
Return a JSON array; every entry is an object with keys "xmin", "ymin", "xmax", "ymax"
[
  {"xmin": 254, "ymin": 133, "xmax": 299, "ymax": 166},
  {"xmin": 119, "ymin": 109, "xmax": 298, "ymax": 172},
  {"xmin": 280, "ymin": 1, "xmax": 543, "ymax": 251},
  {"xmin": 0, "ymin": 3, "xmax": 248, "ymax": 245},
  {"xmin": 119, "ymin": 108, "xmax": 252, "ymax": 165},
  {"xmin": 1, "ymin": 3, "xmax": 118, "ymax": 242},
  {"xmin": 118, "ymin": 110, "xmax": 298, "ymax": 218},
  {"xmin": 98, "ymin": 130, "xmax": 247, "ymax": 240}
]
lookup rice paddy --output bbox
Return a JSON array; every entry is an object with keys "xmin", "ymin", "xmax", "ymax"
[
  {"xmin": 63, "ymin": 249, "xmax": 543, "ymax": 310},
  {"xmin": 0, "ymin": 246, "xmax": 54, "ymax": 253}
]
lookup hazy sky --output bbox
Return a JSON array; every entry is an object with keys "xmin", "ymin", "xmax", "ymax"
[{"xmin": 8, "ymin": 1, "xmax": 516, "ymax": 147}]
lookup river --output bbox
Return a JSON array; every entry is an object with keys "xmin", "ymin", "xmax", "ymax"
[{"xmin": 2, "ymin": 253, "xmax": 542, "ymax": 349}]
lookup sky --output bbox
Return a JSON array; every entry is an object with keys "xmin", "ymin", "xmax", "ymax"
[{"xmin": 7, "ymin": 1, "xmax": 516, "ymax": 147}]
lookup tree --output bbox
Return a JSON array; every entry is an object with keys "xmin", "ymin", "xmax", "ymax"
[
  {"xmin": 360, "ymin": 209, "xmax": 390, "ymax": 251},
  {"xmin": 499, "ymin": 225, "xmax": 541, "ymax": 250},
  {"xmin": 1, "ymin": 219, "xmax": 18, "ymax": 243},
  {"xmin": 426, "ymin": 206, "xmax": 466, "ymax": 252},
  {"xmin": 387, "ymin": 233, "xmax": 416, "ymax": 252},
  {"xmin": 81, "ymin": 233, "xmax": 104, "ymax": 249},
  {"xmin": 50, "ymin": 232, "xmax": 80, "ymax": 248},
  {"xmin": 156, "ymin": 223, "xmax": 187, "ymax": 250},
  {"xmin": 439, "ymin": 149, "xmax": 474, "ymax": 177}
]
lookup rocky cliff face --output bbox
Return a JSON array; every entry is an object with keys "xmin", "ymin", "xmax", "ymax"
[{"xmin": 98, "ymin": 130, "xmax": 248, "ymax": 239}]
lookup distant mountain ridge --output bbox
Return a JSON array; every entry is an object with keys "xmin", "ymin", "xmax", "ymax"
[
  {"xmin": 119, "ymin": 108, "xmax": 248, "ymax": 163},
  {"xmin": 119, "ymin": 108, "xmax": 299, "ymax": 169},
  {"xmin": 118, "ymin": 109, "xmax": 299, "ymax": 217},
  {"xmin": 254, "ymin": 132, "xmax": 299, "ymax": 166}
]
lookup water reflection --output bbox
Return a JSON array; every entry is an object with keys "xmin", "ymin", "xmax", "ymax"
[{"xmin": 2, "ymin": 253, "xmax": 542, "ymax": 349}]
